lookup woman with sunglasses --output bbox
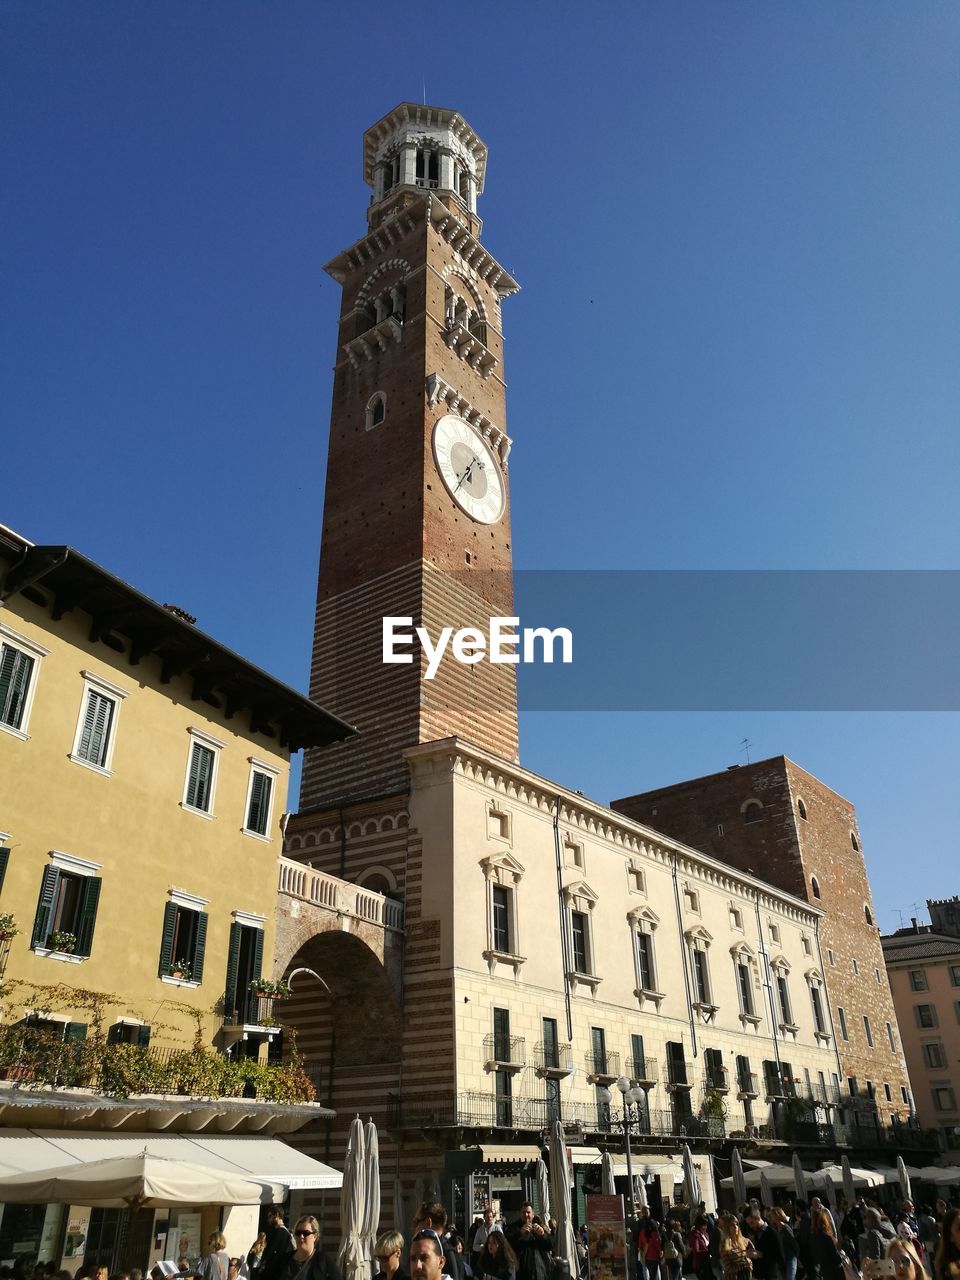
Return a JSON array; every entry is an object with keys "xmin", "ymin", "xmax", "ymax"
[
  {"xmin": 934, "ymin": 1208, "xmax": 960, "ymax": 1280},
  {"xmin": 281, "ymin": 1217, "xmax": 342, "ymax": 1280},
  {"xmin": 373, "ymin": 1231, "xmax": 408, "ymax": 1280}
]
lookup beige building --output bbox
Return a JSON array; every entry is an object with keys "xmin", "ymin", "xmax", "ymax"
[
  {"xmin": 882, "ymin": 900, "xmax": 960, "ymax": 1146},
  {"xmin": 0, "ymin": 524, "xmax": 352, "ymax": 1270}
]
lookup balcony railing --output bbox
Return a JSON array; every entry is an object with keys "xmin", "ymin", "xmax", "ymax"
[
  {"xmin": 665, "ymin": 1059, "xmax": 693, "ymax": 1089},
  {"xmin": 585, "ymin": 1051, "xmax": 621, "ymax": 1082},
  {"xmin": 224, "ymin": 994, "xmax": 275, "ymax": 1028},
  {"xmin": 737, "ymin": 1072, "xmax": 759, "ymax": 1098},
  {"xmin": 483, "ymin": 1033, "xmax": 526, "ymax": 1069},
  {"xmin": 389, "ymin": 1091, "xmax": 728, "ymax": 1140},
  {"xmin": 0, "ymin": 1026, "xmax": 314, "ymax": 1102},
  {"xmin": 703, "ymin": 1065, "xmax": 730, "ymax": 1093},
  {"xmin": 630, "ymin": 1056, "xmax": 659, "ymax": 1086},
  {"xmin": 534, "ymin": 1040, "xmax": 572, "ymax": 1075},
  {"xmin": 278, "ymin": 857, "xmax": 404, "ymax": 930}
]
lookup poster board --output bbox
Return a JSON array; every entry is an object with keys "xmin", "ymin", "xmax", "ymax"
[{"xmin": 585, "ymin": 1195, "xmax": 627, "ymax": 1280}]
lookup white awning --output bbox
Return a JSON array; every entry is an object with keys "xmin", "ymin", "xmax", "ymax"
[
  {"xmin": 0, "ymin": 1129, "xmax": 341, "ymax": 1200},
  {"xmin": 477, "ymin": 1145, "xmax": 542, "ymax": 1165},
  {"xmin": 568, "ymin": 1148, "xmax": 689, "ymax": 1180}
]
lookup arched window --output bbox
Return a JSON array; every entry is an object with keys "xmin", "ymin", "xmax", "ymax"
[
  {"xmin": 743, "ymin": 800, "xmax": 763, "ymax": 824},
  {"xmin": 797, "ymin": 799, "xmax": 807, "ymax": 821},
  {"xmin": 851, "ymin": 832, "xmax": 860, "ymax": 852},
  {"xmin": 811, "ymin": 876, "xmax": 821, "ymax": 900},
  {"xmin": 864, "ymin": 904, "xmax": 873, "ymax": 926},
  {"xmin": 366, "ymin": 392, "xmax": 386, "ymax": 431}
]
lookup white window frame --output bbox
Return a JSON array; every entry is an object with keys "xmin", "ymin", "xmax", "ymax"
[
  {"xmin": 70, "ymin": 670, "xmax": 128, "ymax": 775},
  {"xmin": 564, "ymin": 881, "xmax": 601, "ymax": 992},
  {"xmin": 181, "ymin": 726, "xmax": 225, "ymax": 819},
  {"xmin": 627, "ymin": 859, "xmax": 646, "ymax": 895},
  {"xmin": 771, "ymin": 956, "xmax": 798, "ymax": 1034},
  {"xmin": 806, "ymin": 969, "xmax": 831, "ymax": 1044},
  {"xmin": 0, "ymin": 623, "xmax": 48, "ymax": 740},
  {"xmin": 685, "ymin": 925, "xmax": 717, "ymax": 1020},
  {"xmin": 731, "ymin": 941, "xmax": 762, "ymax": 1027},
  {"xmin": 629, "ymin": 906, "xmax": 664, "ymax": 1008},
  {"xmin": 481, "ymin": 851, "xmax": 525, "ymax": 974},
  {"xmin": 242, "ymin": 757, "xmax": 279, "ymax": 841}
]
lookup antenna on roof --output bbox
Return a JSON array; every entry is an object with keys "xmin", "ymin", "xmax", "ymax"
[
  {"xmin": 740, "ymin": 737, "xmax": 753, "ymax": 764},
  {"xmin": 423, "ymin": 79, "xmax": 427, "ymax": 105}
]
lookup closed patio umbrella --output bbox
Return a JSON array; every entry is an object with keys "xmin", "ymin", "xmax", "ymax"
[
  {"xmin": 550, "ymin": 1120, "xmax": 577, "ymax": 1274},
  {"xmin": 732, "ymin": 1149, "xmax": 748, "ymax": 1210},
  {"xmin": 792, "ymin": 1154, "xmax": 807, "ymax": 1205},
  {"xmin": 634, "ymin": 1176, "xmax": 648, "ymax": 1211},
  {"xmin": 683, "ymin": 1145, "xmax": 701, "ymax": 1209},
  {"xmin": 601, "ymin": 1150, "xmax": 617, "ymax": 1196},
  {"xmin": 534, "ymin": 1157, "xmax": 551, "ymax": 1223},
  {"xmin": 841, "ymin": 1156, "xmax": 856, "ymax": 1207},
  {"xmin": 0, "ymin": 1150, "xmax": 262, "ymax": 1207},
  {"xmin": 339, "ymin": 1117, "xmax": 367, "ymax": 1280},
  {"xmin": 897, "ymin": 1157, "xmax": 912, "ymax": 1204},
  {"xmin": 362, "ymin": 1120, "xmax": 381, "ymax": 1279},
  {"xmin": 759, "ymin": 1171, "xmax": 774, "ymax": 1209}
]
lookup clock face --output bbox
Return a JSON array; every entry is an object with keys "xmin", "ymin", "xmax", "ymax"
[{"xmin": 432, "ymin": 414, "xmax": 505, "ymax": 524}]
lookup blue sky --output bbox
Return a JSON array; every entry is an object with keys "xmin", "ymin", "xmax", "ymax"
[{"xmin": 3, "ymin": 2, "xmax": 958, "ymax": 930}]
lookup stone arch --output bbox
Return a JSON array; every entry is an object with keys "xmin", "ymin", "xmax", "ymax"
[
  {"xmin": 355, "ymin": 258, "xmax": 411, "ymax": 308},
  {"xmin": 357, "ymin": 864, "xmax": 398, "ymax": 895},
  {"xmin": 441, "ymin": 265, "xmax": 488, "ymax": 322},
  {"xmin": 278, "ymin": 929, "xmax": 402, "ymax": 1071}
]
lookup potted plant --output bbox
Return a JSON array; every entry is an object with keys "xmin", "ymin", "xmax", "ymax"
[
  {"xmin": 0, "ymin": 913, "xmax": 19, "ymax": 941},
  {"xmin": 248, "ymin": 977, "xmax": 292, "ymax": 999},
  {"xmin": 169, "ymin": 957, "xmax": 192, "ymax": 981},
  {"xmin": 48, "ymin": 930, "xmax": 77, "ymax": 954}
]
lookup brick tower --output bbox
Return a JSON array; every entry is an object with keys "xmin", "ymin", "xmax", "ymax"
[
  {"xmin": 299, "ymin": 103, "xmax": 520, "ymax": 812},
  {"xmin": 613, "ymin": 757, "xmax": 914, "ymax": 1128}
]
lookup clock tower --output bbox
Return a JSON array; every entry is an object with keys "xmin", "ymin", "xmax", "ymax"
[{"xmin": 300, "ymin": 103, "xmax": 521, "ymax": 811}]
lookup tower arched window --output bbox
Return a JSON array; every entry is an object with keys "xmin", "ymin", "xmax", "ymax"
[
  {"xmin": 742, "ymin": 800, "xmax": 763, "ymax": 824},
  {"xmin": 864, "ymin": 904, "xmax": 873, "ymax": 926},
  {"xmin": 851, "ymin": 832, "xmax": 860, "ymax": 852},
  {"xmin": 366, "ymin": 393, "xmax": 386, "ymax": 431},
  {"xmin": 797, "ymin": 799, "xmax": 807, "ymax": 821},
  {"xmin": 416, "ymin": 146, "xmax": 439, "ymax": 189},
  {"xmin": 811, "ymin": 875, "xmax": 821, "ymax": 900}
]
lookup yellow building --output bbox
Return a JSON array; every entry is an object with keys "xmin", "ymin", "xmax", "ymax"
[{"xmin": 0, "ymin": 524, "xmax": 353, "ymax": 1270}]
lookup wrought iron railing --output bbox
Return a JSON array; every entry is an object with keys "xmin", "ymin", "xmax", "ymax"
[
  {"xmin": 534, "ymin": 1040, "xmax": 572, "ymax": 1072},
  {"xmin": 630, "ymin": 1056, "xmax": 659, "ymax": 1085},
  {"xmin": 585, "ymin": 1050, "xmax": 620, "ymax": 1079},
  {"xmin": 483, "ymin": 1033, "xmax": 525, "ymax": 1066}
]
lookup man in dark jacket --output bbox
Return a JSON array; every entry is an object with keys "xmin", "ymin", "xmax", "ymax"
[
  {"xmin": 507, "ymin": 1204, "xmax": 554, "ymax": 1280},
  {"xmin": 261, "ymin": 1209, "xmax": 295, "ymax": 1280}
]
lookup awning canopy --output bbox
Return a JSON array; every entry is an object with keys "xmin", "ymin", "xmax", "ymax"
[
  {"xmin": 0, "ymin": 1129, "xmax": 342, "ymax": 1201},
  {"xmin": 0, "ymin": 1152, "xmax": 263, "ymax": 1208},
  {"xmin": 570, "ymin": 1148, "xmax": 698, "ymax": 1181}
]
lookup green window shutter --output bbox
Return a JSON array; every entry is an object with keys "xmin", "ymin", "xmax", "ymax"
[
  {"xmin": 138, "ymin": 1023, "xmax": 151, "ymax": 1048},
  {"xmin": 186, "ymin": 744, "xmax": 214, "ymax": 810},
  {"xmin": 224, "ymin": 922, "xmax": 242, "ymax": 1020},
  {"xmin": 64, "ymin": 1022, "xmax": 88, "ymax": 1043},
  {"xmin": 0, "ymin": 847, "xmax": 10, "ymax": 894},
  {"xmin": 78, "ymin": 690, "xmax": 113, "ymax": 765},
  {"xmin": 31, "ymin": 866, "xmax": 60, "ymax": 949},
  {"xmin": 251, "ymin": 927, "xmax": 264, "ymax": 983},
  {"xmin": 74, "ymin": 876, "xmax": 101, "ymax": 957},
  {"xmin": 192, "ymin": 911, "xmax": 208, "ymax": 983},
  {"xmin": 158, "ymin": 900, "xmax": 178, "ymax": 976},
  {"xmin": 107, "ymin": 1023, "xmax": 123, "ymax": 1045},
  {"xmin": 0, "ymin": 645, "xmax": 34, "ymax": 730},
  {"xmin": 247, "ymin": 771, "xmax": 271, "ymax": 834}
]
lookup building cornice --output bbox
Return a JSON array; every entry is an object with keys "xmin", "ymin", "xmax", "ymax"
[{"xmin": 406, "ymin": 737, "xmax": 824, "ymax": 924}]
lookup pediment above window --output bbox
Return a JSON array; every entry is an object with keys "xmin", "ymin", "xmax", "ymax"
[
  {"xmin": 805, "ymin": 967, "xmax": 824, "ymax": 985},
  {"xmin": 628, "ymin": 904, "xmax": 660, "ymax": 929},
  {"xmin": 730, "ymin": 941, "xmax": 756, "ymax": 960},
  {"xmin": 684, "ymin": 924, "xmax": 713, "ymax": 945},
  {"xmin": 769, "ymin": 953, "xmax": 790, "ymax": 974},
  {"xmin": 563, "ymin": 880, "xmax": 599, "ymax": 912},
  {"xmin": 481, "ymin": 851, "xmax": 526, "ymax": 886}
]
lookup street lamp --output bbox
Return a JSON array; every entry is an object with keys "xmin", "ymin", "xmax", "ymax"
[{"xmin": 598, "ymin": 1077, "xmax": 645, "ymax": 1218}]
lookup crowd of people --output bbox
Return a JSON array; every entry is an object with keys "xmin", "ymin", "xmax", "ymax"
[
  {"xmin": 626, "ymin": 1193, "xmax": 960, "ymax": 1280},
  {"xmin": 8, "ymin": 1187, "xmax": 959, "ymax": 1280}
]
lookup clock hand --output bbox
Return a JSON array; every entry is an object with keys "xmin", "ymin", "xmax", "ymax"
[{"xmin": 453, "ymin": 460, "xmax": 476, "ymax": 493}]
